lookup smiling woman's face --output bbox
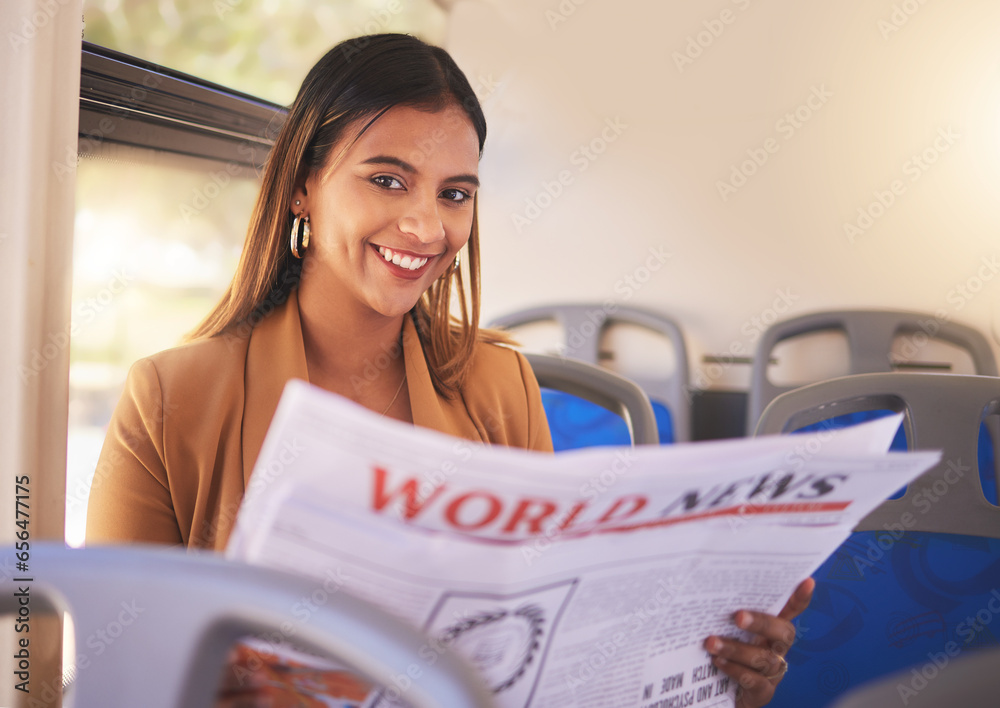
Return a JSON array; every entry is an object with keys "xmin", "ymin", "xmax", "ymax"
[{"xmin": 293, "ymin": 102, "xmax": 480, "ymax": 321}]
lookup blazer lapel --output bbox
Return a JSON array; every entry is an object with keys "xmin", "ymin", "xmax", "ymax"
[
  {"xmin": 241, "ymin": 301, "xmax": 484, "ymax": 486},
  {"xmin": 404, "ymin": 315, "xmax": 485, "ymax": 442},
  {"xmin": 241, "ymin": 290, "xmax": 310, "ymax": 486}
]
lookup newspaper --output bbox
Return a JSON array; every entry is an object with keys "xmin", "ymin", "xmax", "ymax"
[{"xmin": 227, "ymin": 379, "xmax": 940, "ymax": 708}]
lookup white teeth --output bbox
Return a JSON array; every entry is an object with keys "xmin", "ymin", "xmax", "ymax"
[{"xmin": 377, "ymin": 246, "xmax": 429, "ymax": 271}]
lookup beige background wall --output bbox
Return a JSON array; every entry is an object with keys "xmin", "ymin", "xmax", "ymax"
[{"xmin": 446, "ymin": 0, "xmax": 1000, "ymax": 388}]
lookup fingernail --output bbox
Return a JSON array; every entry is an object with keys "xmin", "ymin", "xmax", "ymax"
[
  {"xmin": 736, "ymin": 612, "xmax": 751, "ymax": 630},
  {"xmin": 706, "ymin": 637, "xmax": 722, "ymax": 653}
]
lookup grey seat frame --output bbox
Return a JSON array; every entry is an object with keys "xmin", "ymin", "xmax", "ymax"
[
  {"xmin": 491, "ymin": 303, "xmax": 689, "ymax": 441},
  {"xmin": 754, "ymin": 372, "xmax": 1000, "ymax": 537},
  {"xmin": 525, "ymin": 352, "xmax": 659, "ymax": 445},
  {"xmin": 0, "ymin": 543, "xmax": 494, "ymax": 708},
  {"xmin": 747, "ymin": 309, "xmax": 998, "ymax": 435},
  {"xmin": 830, "ymin": 644, "xmax": 1000, "ymax": 708}
]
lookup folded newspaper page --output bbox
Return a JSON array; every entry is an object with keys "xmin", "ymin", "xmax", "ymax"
[{"xmin": 227, "ymin": 379, "xmax": 939, "ymax": 708}]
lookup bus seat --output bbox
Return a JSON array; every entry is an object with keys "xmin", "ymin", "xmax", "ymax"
[
  {"xmin": 753, "ymin": 372, "xmax": 1000, "ymax": 708},
  {"xmin": 525, "ymin": 352, "xmax": 659, "ymax": 448},
  {"xmin": 746, "ymin": 309, "xmax": 998, "ymax": 435},
  {"xmin": 490, "ymin": 303, "xmax": 690, "ymax": 443},
  {"xmin": 828, "ymin": 643, "xmax": 1000, "ymax": 707},
  {"xmin": 0, "ymin": 543, "xmax": 494, "ymax": 708},
  {"xmin": 755, "ymin": 372, "xmax": 1000, "ymax": 534}
]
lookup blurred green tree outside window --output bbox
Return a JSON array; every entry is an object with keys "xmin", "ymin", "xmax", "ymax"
[{"xmin": 82, "ymin": 0, "xmax": 447, "ymax": 105}]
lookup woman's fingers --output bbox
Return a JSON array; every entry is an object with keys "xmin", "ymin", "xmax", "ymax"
[
  {"xmin": 704, "ymin": 635, "xmax": 787, "ymax": 676},
  {"xmin": 735, "ymin": 578, "xmax": 815, "ymax": 651},
  {"xmin": 778, "ymin": 577, "xmax": 815, "ymax": 622},
  {"xmin": 731, "ymin": 609, "xmax": 796, "ymax": 654},
  {"xmin": 700, "ymin": 579, "xmax": 815, "ymax": 708},
  {"xmin": 702, "ymin": 644, "xmax": 778, "ymax": 708},
  {"xmin": 703, "ymin": 634, "xmax": 786, "ymax": 708}
]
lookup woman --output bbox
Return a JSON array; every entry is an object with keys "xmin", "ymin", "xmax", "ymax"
[{"xmin": 86, "ymin": 33, "xmax": 810, "ymax": 708}]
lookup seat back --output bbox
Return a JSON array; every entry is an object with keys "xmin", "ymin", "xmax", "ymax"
[
  {"xmin": 756, "ymin": 373, "xmax": 1000, "ymax": 708},
  {"xmin": 754, "ymin": 372, "xmax": 1000, "ymax": 536},
  {"xmin": 828, "ymin": 644, "xmax": 1000, "ymax": 708},
  {"xmin": 0, "ymin": 543, "xmax": 493, "ymax": 708},
  {"xmin": 525, "ymin": 352, "xmax": 659, "ymax": 446},
  {"xmin": 490, "ymin": 304, "xmax": 689, "ymax": 441},
  {"xmin": 746, "ymin": 309, "xmax": 998, "ymax": 435}
]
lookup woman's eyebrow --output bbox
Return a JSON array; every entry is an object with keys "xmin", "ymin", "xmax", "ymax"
[
  {"xmin": 362, "ymin": 155, "xmax": 416, "ymax": 172},
  {"xmin": 361, "ymin": 155, "xmax": 480, "ymax": 188}
]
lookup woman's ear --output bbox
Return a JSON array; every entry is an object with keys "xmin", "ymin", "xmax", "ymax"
[
  {"xmin": 290, "ymin": 183, "xmax": 308, "ymax": 215},
  {"xmin": 290, "ymin": 163, "xmax": 312, "ymax": 214}
]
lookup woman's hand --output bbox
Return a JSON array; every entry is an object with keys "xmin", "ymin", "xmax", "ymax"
[
  {"xmin": 215, "ymin": 641, "xmax": 372, "ymax": 708},
  {"xmin": 702, "ymin": 577, "xmax": 815, "ymax": 708}
]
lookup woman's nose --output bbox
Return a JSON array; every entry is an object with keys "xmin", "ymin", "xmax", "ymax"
[{"xmin": 398, "ymin": 195, "xmax": 445, "ymax": 244}]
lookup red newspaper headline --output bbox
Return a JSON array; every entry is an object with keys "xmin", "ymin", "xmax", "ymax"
[{"xmin": 368, "ymin": 466, "xmax": 852, "ymax": 543}]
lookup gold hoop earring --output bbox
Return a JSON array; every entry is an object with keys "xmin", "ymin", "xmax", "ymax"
[
  {"xmin": 290, "ymin": 214, "xmax": 310, "ymax": 259},
  {"xmin": 441, "ymin": 252, "xmax": 461, "ymax": 279}
]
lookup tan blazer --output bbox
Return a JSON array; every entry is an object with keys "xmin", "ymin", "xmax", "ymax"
[{"xmin": 86, "ymin": 291, "xmax": 553, "ymax": 550}]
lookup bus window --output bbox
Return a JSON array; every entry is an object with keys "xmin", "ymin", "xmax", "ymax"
[{"xmin": 68, "ymin": 145, "xmax": 261, "ymax": 547}]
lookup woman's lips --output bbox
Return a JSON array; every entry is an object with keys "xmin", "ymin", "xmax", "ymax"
[
  {"xmin": 376, "ymin": 245, "xmax": 432, "ymax": 271},
  {"xmin": 373, "ymin": 244, "xmax": 438, "ymax": 279}
]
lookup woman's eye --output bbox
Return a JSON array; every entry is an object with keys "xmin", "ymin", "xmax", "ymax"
[
  {"xmin": 441, "ymin": 188, "xmax": 471, "ymax": 203},
  {"xmin": 372, "ymin": 175, "xmax": 404, "ymax": 190}
]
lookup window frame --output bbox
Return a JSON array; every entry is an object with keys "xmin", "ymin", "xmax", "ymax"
[{"xmin": 79, "ymin": 41, "xmax": 287, "ymax": 171}]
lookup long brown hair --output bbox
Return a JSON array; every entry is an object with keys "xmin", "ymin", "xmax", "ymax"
[{"xmin": 188, "ymin": 34, "xmax": 505, "ymax": 397}]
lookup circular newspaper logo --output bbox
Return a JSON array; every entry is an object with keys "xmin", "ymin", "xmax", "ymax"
[{"xmin": 440, "ymin": 604, "xmax": 544, "ymax": 692}]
